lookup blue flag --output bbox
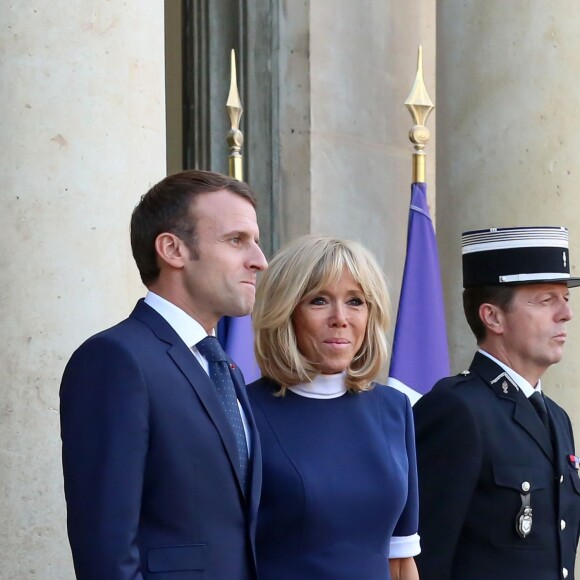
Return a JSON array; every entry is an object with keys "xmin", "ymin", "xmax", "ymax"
[
  {"xmin": 217, "ymin": 315, "xmax": 261, "ymax": 383},
  {"xmin": 387, "ymin": 182, "xmax": 450, "ymax": 404}
]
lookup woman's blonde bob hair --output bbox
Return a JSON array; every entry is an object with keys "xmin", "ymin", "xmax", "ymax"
[{"xmin": 253, "ymin": 234, "xmax": 391, "ymax": 394}]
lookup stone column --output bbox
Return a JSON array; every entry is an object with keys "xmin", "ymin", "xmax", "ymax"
[
  {"xmin": 278, "ymin": 0, "xmax": 437, "ymax": 326},
  {"xmin": 0, "ymin": 3, "xmax": 166, "ymax": 577},
  {"xmin": 437, "ymin": 2, "xmax": 580, "ymax": 424}
]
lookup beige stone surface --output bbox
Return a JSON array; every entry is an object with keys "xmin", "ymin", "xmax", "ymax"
[
  {"xmin": 279, "ymin": 0, "xmax": 436, "ymax": 357},
  {"xmin": 0, "ymin": 2, "xmax": 166, "ymax": 577},
  {"xmin": 437, "ymin": 0, "xmax": 580, "ymax": 431},
  {"xmin": 278, "ymin": 0, "xmax": 313, "ymax": 244}
]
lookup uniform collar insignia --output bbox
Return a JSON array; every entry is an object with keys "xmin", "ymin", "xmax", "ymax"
[{"xmin": 490, "ymin": 371, "xmax": 519, "ymax": 394}]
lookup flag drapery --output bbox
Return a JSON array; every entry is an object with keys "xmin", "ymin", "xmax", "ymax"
[
  {"xmin": 387, "ymin": 182, "xmax": 450, "ymax": 404},
  {"xmin": 217, "ymin": 315, "xmax": 261, "ymax": 383}
]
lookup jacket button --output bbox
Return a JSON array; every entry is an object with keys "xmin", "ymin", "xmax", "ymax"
[
  {"xmin": 521, "ymin": 481, "xmax": 530, "ymax": 492},
  {"xmin": 561, "ymin": 519, "xmax": 566, "ymax": 530},
  {"xmin": 560, "ymin": 474, "xmax": 564, "ymax": 483},
  {"xmin": 563, "ymin": 567, "xmax": 568, "ymax": 578}
]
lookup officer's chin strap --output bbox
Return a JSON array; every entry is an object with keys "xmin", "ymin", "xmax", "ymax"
[{"xmin": 515, "ymin": 492, "xmax": 533, "ymax": 539}]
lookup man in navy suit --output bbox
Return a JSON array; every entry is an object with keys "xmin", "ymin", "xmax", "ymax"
[
  {"xmin": 414, "ymin": 226, "xmax": 580, "ymax": 580},
  {"xmin": 60, "ymin": 170, "xmax": 268, "ymax": 579}
]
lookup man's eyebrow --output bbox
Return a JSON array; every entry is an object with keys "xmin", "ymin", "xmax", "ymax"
[{"xmin": 221, "ymin": 229, "xmax": 260, "ymax": 241}]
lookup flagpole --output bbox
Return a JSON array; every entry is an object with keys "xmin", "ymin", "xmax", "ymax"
[
  {"xmin": 387, "ymin": 46, "xmax": 449, "ymax": 403},
  {"xmin": 218, "ymin": 49, "xmax": 261, "ymax": 382},
  {"xmin": 226, "ymin": 49, "xmax": 244, "ymax": 180},
  {"xmin": 404, "ymin": 45, "xmax": 434, "ymax": 184}
]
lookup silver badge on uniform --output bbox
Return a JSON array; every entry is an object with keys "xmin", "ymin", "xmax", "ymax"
[
  {"xmin": 515, "ymin": 493, "xmax": 533, "ymax": 539},
  {"xmin": 490, "ymin": 372, "xmax": 519, "ymax": 392},
  {"xmin": 517, "ymin": 506, "xmax": 533, "ymax": 538}
]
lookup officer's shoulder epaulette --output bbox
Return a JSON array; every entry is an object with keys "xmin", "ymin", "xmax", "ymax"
[
  {"xmin": 456, "ymin": 369, "xmax": 474, "ymax": 383},
  {"xmin": 431, "ymin": 370, "xmax": 473, "ymax": 392}
]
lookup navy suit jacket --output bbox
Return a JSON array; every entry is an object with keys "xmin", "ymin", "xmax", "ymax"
[
  {"xmin": 414, "ymin": 352, "xmax": 580, "ymax": 580},
  {"xmin": 60, "ymin": 300, "xmax": 261, "ymax": 579}
]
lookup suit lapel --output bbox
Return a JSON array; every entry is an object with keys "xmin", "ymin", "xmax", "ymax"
[
  {"xmin": 130, "ymin": 300, "xmax": 249, "ymax": 499},
  {"xmin": 545, "ymin": 396, "xmax": 573, "ymax": 471},
  {"xmin": 470, "ymin": 352, "xmax": 554, "ymax": 462}
]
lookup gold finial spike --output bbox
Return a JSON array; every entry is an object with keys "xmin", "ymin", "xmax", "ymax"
[
  {"xmin": 404, "ymin": 46, "xmax": 435, "ymax": 183},
  {"xmin": 226, "ymin": 49, "xmax": 244, "ymax": 180},
  {"xmin": 405, "ymin": 45, "xmax": 434, "ymax": 127}
]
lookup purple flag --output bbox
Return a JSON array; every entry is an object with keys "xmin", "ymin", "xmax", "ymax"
[
  {"xmin": 387, "ymin": 182, "xmax": 450, "ymax": 404},
  {"xmin": 218, "ymin": 314, "xmax": 261, "ymax": 383}
]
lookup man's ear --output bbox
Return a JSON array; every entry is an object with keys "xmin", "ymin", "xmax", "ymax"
[
  {"xmin": 154, "ymin": 233, "xmax": 187, "ymax": 270},
  {"xmin": 479, "ymin": 303, "xmax": 504, "ymax": 336}
]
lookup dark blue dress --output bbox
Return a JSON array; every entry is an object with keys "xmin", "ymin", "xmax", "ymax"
[{"xmin": 248, "ymin": 377, "xmax": 419, "ymax": 580}]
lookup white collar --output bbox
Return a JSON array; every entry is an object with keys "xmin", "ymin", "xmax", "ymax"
[
  {"xmin": 288, "ymin": 372, "xmax": 348, "ymax": 399},
  {"xmin": 144, "ymin": 291, "xmax": 210, "ymax": 348},
  {"xmin": 479, "ymin": 349, "xmax": 541, "ymax": 398}
]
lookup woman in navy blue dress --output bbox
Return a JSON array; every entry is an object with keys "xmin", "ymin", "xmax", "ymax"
[{"xmin": 248, "ymin": 235, "xmax": 420, "ymax": 580}]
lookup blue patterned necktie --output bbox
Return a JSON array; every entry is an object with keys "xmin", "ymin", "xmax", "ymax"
[{"xmin": 196, "ymin": 336, "xmax": 248, "ymax": 490}]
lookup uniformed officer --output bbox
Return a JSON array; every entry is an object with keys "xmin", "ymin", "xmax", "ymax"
[{"xmin": 414, "ymin": 226, "xmax": 580, "ymax": 580}]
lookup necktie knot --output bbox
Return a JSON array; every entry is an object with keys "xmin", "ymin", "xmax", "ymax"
[
  {"xmin": 196, "ymin": 336, "xmax": 228, "ymax": 363},
  {"xmin": 530, "ymin": 391, "xmax": 549, "ymax": 430},
  {"xmin": 530, "ymin": 391, "xmax": 547, "ymax": 413}
]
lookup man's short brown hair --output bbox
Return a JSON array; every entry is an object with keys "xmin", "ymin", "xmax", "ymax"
[{"xmin": 130, "ymin": 170, "xmax": 257, "ymax": 286}]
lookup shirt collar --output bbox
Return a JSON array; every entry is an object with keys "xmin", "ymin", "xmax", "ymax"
[
  {"xmin": 144, "ymin": 291, "xmax": 209, "ymax": 348},
  {"xmin": 478, "ymin": 349, "xmax": 541, "ymax": 398}
]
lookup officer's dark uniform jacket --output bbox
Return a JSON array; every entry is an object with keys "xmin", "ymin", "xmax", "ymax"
[{"xmin": 414, "ymin": 352, "xmax": 580, "ymax": 580}]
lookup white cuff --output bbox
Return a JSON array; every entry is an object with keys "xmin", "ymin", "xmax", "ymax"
[{"xmin": 389, "ymin": 533, "xmax": 421, "ymax": 558}]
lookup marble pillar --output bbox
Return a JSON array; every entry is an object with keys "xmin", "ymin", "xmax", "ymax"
[{"xmin": 0, "ymin": 2, "xmax": 166, "ymax": 577}]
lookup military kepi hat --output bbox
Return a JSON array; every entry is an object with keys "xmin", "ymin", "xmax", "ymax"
[{"xmin": 462, "ymin": 226, "xmax": 580, "ymax": 288}]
